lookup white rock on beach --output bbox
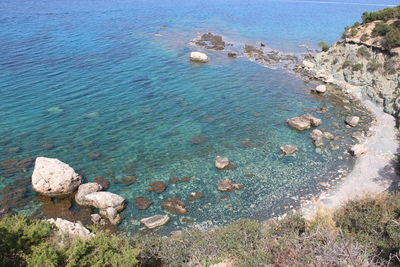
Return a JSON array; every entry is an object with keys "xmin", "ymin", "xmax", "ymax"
[
  {"xmin": 190, "ymin": 52, "xmax": 209, "ymax": 63},
  {"xmin": 345, "ymin": 116, "xmax": 360, "ymax": 127},
  {"xmin": 313, "ymin": 85, "xmax": 326, "ymax": 93},
  {"xmin": 349, "ymin": 144, "xmax": 368, "ymax": 157},
  {"xmin": 48, "ymin": 218, "xmax": 93, "ymax": 240},
  {"xmin": 140, "ymin": 215, "xmax": 170, "ymax": 229},
  {"xmin": 32, "ymin": 157, "xmax": 82, "ymax": 197}
]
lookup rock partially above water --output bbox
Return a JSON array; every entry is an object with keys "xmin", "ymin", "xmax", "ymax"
[
  {"xmin": 218, "ymin": 179, "xmax": 243, "ymax": 192},
  {"xmin": 310, "ymin": 129, "xmax": 324, "ymax": 147},
  {"xmin": 287, "ymin": 114, "xmax": 322, "ymax": 131},
  {"xmin": 161, "ymin": 197, "xmax": 187, "ymax": 215},
  {"xmin": 190, "ymin": 52, "xmax": 209, "ymax": 63},
  {"xmin": 194, "ymin": 32, "xmax": 227, "ymax": 51},
  {"xmin": 75, "ymin": 183, "xmax": 102, "ymax": 206},
  {"xmin": 93, "ymin": 177, "xmax": 110, "ymax": 190},
  {"xmin": 280, "ymin": 145, "xmax": 298, "ymax": 155},
  {"xmin": 188, "ymin": 192, "xmax": 204, "ymax": 202},
  {"xmin": 228, "ymin": 52, "xmax": 238, "ymax": 58},
  {"xmin": 345, "ymin": 116, "xmax": 360, "ymax": 127},
  {"xmin": 32, "ymin": 157, "xmax": 82, "ymax": 197},
  {"xmin": 84, "ymin": 192, "xmax": 125, "ymax": 211},
  {"xmin": 215, "ymin": 156, "xmax": 237, "ymax": 170},
  {"xmin": 312, "ymin": 84, "xmax": 326, "ymax": 94},
  {"xmin": 349, "ymin": 144, "xmax": 368, "ymax": 157},
  {"xmin": 140, "ymin": 215, "xmax": 170, "ymax": 229},
  {"xmin": 48, "ymin": 218, "xmax": 93, "ymax": 240}
]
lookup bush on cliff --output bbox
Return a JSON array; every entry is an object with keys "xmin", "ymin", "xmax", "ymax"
[
  {"xmin": 317, "ymin": 41, "xmax": 330, "ymax": 52},
  {"xmin": 362, "ymin": 6, "xmax": 400, "ymax": 23}
]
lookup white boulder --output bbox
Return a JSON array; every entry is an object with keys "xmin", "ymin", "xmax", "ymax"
[
  {"xmin": 349, "ymin": 144, "xmax": 368, "ymax": 157},
  {"xmin": 190, "ymin": 52, "xmax": 209, "ymax": 63},
  {"xmin": 140, "ymin": 215, "xmax": 170, "ymax": 229},
  {"xmin": 32, "ymin": 157, "xmax": 81, "ymax": 197}
]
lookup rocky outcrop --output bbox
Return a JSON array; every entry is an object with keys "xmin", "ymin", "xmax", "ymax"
[
  {"xmin": 31, "ymin": 157, "xmax": 81, "ymax": 197},
  {"xmin": 190, "ymin": 52, "xmax": 209, "ymax": 63},
  {"xmin": 48, "ymin": 218, "xmax": 93, "ymax": 240},
  {"xmin": 75, "ymin": 183, "xmax": 125, "ymax": 225},
  {"xmin": 140, "ymin": 215, "xmax": 170, "ymax": 229},
  {"xmin": 300, "ymin": 18, "xmax": 400, "ymax": 126},
  {"xmin": 310, "ymin": 129, "xmax": 324, "ymax": 147},
  {"xmin": 193, "ymin": 33, "xmax": 228, "ymax": 51}
]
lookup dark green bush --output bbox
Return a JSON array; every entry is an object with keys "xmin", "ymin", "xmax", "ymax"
[
  {"xmin": 317, "ymin": 41, "xmax": 330, "ymax": 52},
  {"xmin": 352, "ymin": 63, "xmax": 363, "ymax": 71},
  {"xmin": 357, "ymin": 47, "xmax": 371, "ymax": 58},
  {"xmin": 25, "ymin": 243, "xmax": 61, "ymax": 267},
  {"xmin": 350, "ymin": 28, "xmax": 358, "ymax": 37},
  {"xmin": 342, "ymin": 60, "xmax": 352, "ymax": 69},
  {"xmin": 384, "ymin": 27, "xmax": 400, "ymax": 49},
  {"xmin": 373, "ymin": 22, "xmax": 393, "ymax": 37},
  {"xmin": 0, "ymin": 215, "xmax": 54, "ymax": 266},
  {"xmin": 362, "ymin": 6, "xmax": 400, "ymax": 23},
  {"xmin": 360, "ymin": 33, "xmax": 370, "ymax": 42}
]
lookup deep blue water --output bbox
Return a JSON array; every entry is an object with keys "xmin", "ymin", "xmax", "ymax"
[{"xmin": 0, "ymin": 0, "xmax": 396, "ymax": 233}]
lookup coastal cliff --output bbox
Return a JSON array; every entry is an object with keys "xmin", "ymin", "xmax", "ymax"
[{"xmin": 301, "ymin": 6, "xmax": 400, "ymax": 125}]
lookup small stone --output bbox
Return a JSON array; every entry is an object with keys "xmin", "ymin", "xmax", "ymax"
[
  {"xmin": 280, "ymin": 145, "xmax": 298, "ymax": 155},
  {"xmin": 312, "ymin": 85, "xmax": 326, "ymax": 93},
  {"xmin": 140, "ymin": 215, "xmax": 170, "ymax": 229},
  {"xmin": 190, "ymin": 136, "xmax": 207, "ymax": 144},
  {"xmin": 40, "ymin": 142, "xmax": 54, "ymax": 150},
  {"xmin": 218, "ymin": 179, "xmax": 242, "ymax": 192},
  {"xmin": 87, "ymin": 152, "xmax": 101, "ymax": 160},
  {"xmin": 188, "ymin": 192, "xmax": 204, "ymax": 202},
  {"xmin": 215, "ymin": 156, "xmax": 230, "ymax": 169},
  {"xmin": 147, "ymin": 181, "xmax": 167, "ymax": 193},
  {"xmin": 323, "ymin": 132, "xmax": 335, "ymax": 140},
  {"xmin": 228, "ymin": 52, "xmax": 238, "ymax": 58},
  {"xmin": 349, "ymin": 144, "xmax": 368, "ymax": 157},
  {"xmin": 91, "ymin": 214, "xmax": 102, "ymax": 224},
  {"xmin": 345, "ymin": 116, "xmax": 360, "ymax": 127},
  {"xmin": 134, "ymin": 197, "xmax": 153, "ymax": 210}
]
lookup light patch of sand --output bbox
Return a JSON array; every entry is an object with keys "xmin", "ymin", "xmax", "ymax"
[{"xmin": 302, "ymin": 100, "xmax": 399, "ymax": 219}]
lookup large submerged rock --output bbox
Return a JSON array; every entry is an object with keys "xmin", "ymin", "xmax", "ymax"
[
  {"xmin": 161, "ymin": 197, "xmax": 187, "ymax": 215},
  {"xmin": 31, "ymin": 157, "xmax": 82, "ymax": 197},
  {"xmin": 218, "ymin": 179, "xmax": 243, "ymax": 192}
]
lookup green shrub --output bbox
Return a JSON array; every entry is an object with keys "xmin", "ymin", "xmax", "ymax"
[
  {"xmin": 384, "ymin": 27, "xmax": 400, "ymax": 49},
  {"xmin": 64, "ymin": 232, "xmax": 140, "ymax": 267},
  {"xmin": 367, "ymin": 60, "xmax": 380, "ymax": 72},
  {"xmin": 372, "ymin": 22, "xmax": 392, "ymax": 37},
  {"xmin": 353, "ymin": 21, "xmax": 361, "ymax": 27},
  {"xmin": 342, "ymin": 60, "xmax": 352, "ymax": 69},
  {"xmin": 357, "ymin": 47, "xmax": 371, "ymax": 58},
  {"xmin": 360, "ymin": 33, "xmax": 370, "ymax": 42},
  {"xmin": 352, "ymin": 63, "xmax": 363, "ymax": 71},
  {"xmin": 25, "ymin": 243, "xmax": 61, "ymax": 267},
  {"xmin": 317, "ymin": 41, "xmax": 330, "ymax": 52},
  {"xmin": 350, "ymin": 28, "xmax": 358, "ymax": 37},
  {"xmin": 334, "ymin": 194, "xmax": 400, "ymax": 259},
  {"xmin": 0, "ymin": 215, "xmax": 54, "ymax": 266},
  {"xmin": 362, "ymin": 6, "xmax": 400, "ymax": 23}
]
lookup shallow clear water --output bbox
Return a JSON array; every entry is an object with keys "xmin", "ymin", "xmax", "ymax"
[{"xmin": 0, "ymin": 0, "xmax": 394, "ymax": 233}]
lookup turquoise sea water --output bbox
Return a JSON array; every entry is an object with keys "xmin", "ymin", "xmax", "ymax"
[{"xmin": 0, "ymin": 0, "xmax": 396, "ymax": 233}]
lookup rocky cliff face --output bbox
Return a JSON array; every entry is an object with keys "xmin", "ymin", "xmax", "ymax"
[{"xmin": 301, "ymin": 19, "xmax": 400, "ymax": 125}]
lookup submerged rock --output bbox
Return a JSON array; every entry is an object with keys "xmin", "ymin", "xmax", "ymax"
[
  {"xmin": 120, "ymin": 176, "xmax": 136, "ymax": 185},
  {"xmin": 190, "ymin": 136, "xmax": 207, "ymax": 144},
  {"xmin": 32, "ymin": 157, "xmax": 82, "ymax": 197},
  {"xmin": 190, "ymin": 52, "xmax": 209, "ymax": 63},
  {"xmin": 218, "ymin": 179, "xmax": 243, "ymax": 192},
  {"xmin": 345, "ymin": 116, "xmax": 360, "ymax": 127},
  {"xmin": 188, "ymin": 192, "xmax": 204, "ymax": 202},
  {"xmin": 147, "ymin": 181, "xmax": 167, "ymax": 193},
  {"xmin": 93, "ymin": 177, "xmax": 110, "ymax": 190},
  {"xmin": 228, "ymin": 52, "xmax": 238, "ymax": 58},
  {"xmin": 310, "ymin": 129, "xmax": 324, "ymax": 147},
  {"xmin": 194, "ymin": 33, "xmax": 227, "ymax": 51},
  {"xmin": 140, "ymin": 215, "xmax": 170, "ymax": 229},
  {"xmin": 161, "ymin": 197, "xmax": 187, "ymax": 215},
  {"xmin": 134, "ymin": 197, "xmax": 153, "ymax": 210},
  {"xmin": 280, "ymin": 145, "xmax": 298, "ymax": 155},
  {"xmin": 349, "ymin": 144, "xmax": 368, "ymax": 157},
  {"xmin": 48, "ymin": 218, "xmax": 93, "ymax": 240}
]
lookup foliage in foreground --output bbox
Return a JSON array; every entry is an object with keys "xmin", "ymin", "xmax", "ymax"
[
  {"xmin": 0, "ymin": 215, "xmax": 140, "ymax": 267},
  {"xmin": 1, "ymin": 193, "xmax": 400, "ymax": 266}
]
